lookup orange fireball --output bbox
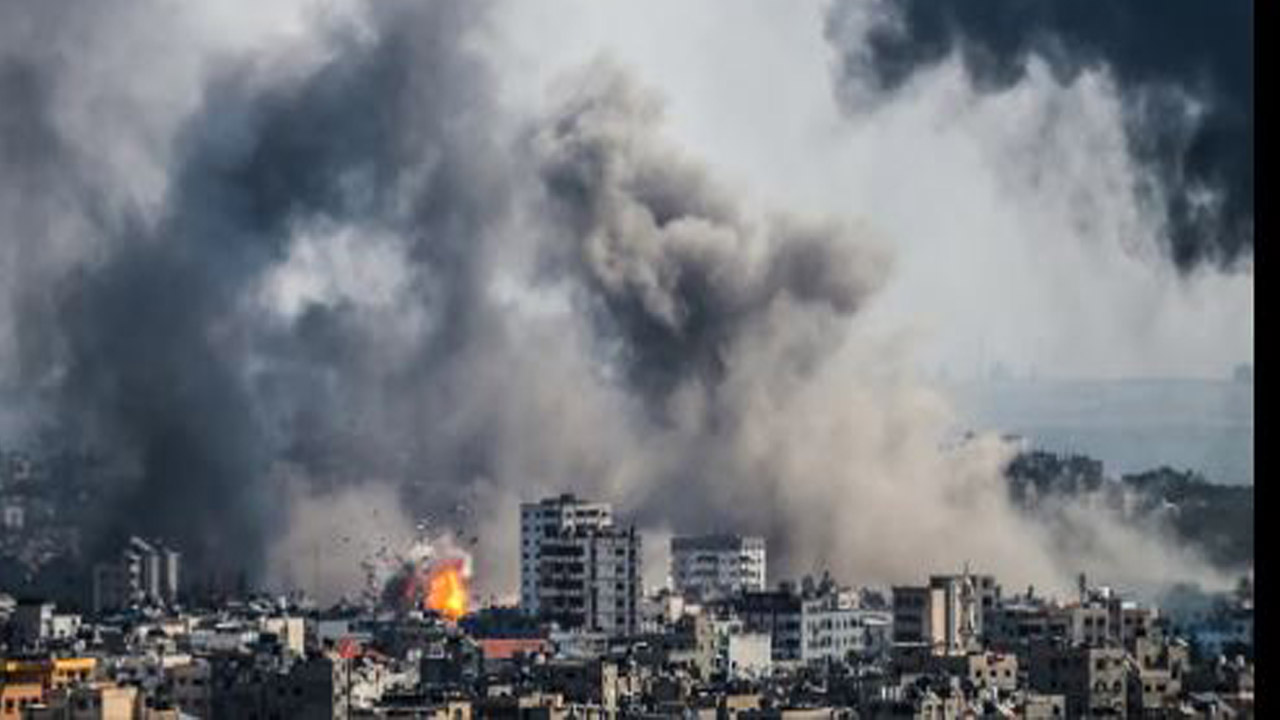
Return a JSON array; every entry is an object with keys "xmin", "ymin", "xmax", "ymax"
[{"xmin": 426, "ymin": 558, "xmax": 469, "ymax": 621}]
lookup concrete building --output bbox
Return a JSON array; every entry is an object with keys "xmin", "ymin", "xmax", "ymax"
[
  {"xmin": 731, "ymin": 590, "xmax": 803, "ymax": 663},
  {"xmin": 892, "ymin": 570, "xmax": 999, "ymax": 656},
  {"xmin": 670, "ymin": 534, "xmax": 765, "ymax": 602},
  {"xmin": 520, "ymin": 494, "xmax": 613, "ymax": 616},
  {"xmin": 209, "ymin": 653, "xmax": 363, "ymax": 719},
  {"xmin": 530, "ymin": 659, "xmax": 623, "ymax": 713},
  {"xmin": 160, "ymin": 658, "xmax": 211, "ymax": 719},
  {"xmin": 716, "ymin": 627, "xmax": 772, "ymax": 681},
  {"xmin": 27, "ymin": 682, "xmax": 140, "ymax": 720},
  {"xmin": 1118, "ymin": 603, "xmax": 1160, "ymax": 649},
  {"xmin": 260, "ymin": 616, "xmax": 307, "ymax": 657},
  {"xmin": 1130, "ymin": 635, "xmax": 1189, "ymax": 715},
  {"xmin": 0, "ymin": 683, "xmax": 41, "ymax": 720},
  {"xmin": 985, "ymin": 598, "xmax": 1071, "ymax": 651},
  {"xmin": 0, "ymin": 657, "xmax": 97, "ymax": 692},
  {"xmin": 8, "ymin": 601, "xmax": 79, "ymax": 649},
  {"xmin": 890, "ymin": 586, "xmax": 930, "ymax": 650},
  {"xmin": 924, "ymin": 651, "xmax": 1020, "ymax": 694},
  {"xmin": 1015, "ymin": 692, "xmax": 1068, "ymax": 719},
  {"xmin": 1045, "ymin": 585, "xmax": 1162, "ymax": 650},
  {"xmin": 1026, "ymin": 644, "xmax": 1130, "ymax": 718},
  {"xmin": 520, "ymin": 494, "xmax": 641, "ymax": 636},
  {"xmin": 92, "ymin": 537, "xmax": 180, "ymax": 614},
  {"xmin": 1062, "ymin": 602, "xmax": 1113, "ymax": 648},
  {"xmin": 729, "ymin": 582, "xmax": 890, "ymax": 667},
  {"xmin": 638, "ymin": 588, "xmax": 695, "ymax": 633},
  {"xmin": 537, "ymin": 526, "xmax": 641, "ymax": 636},
  {"xmin": 800, "ymin": 596, "xmax": 892, "ymax": 664}
]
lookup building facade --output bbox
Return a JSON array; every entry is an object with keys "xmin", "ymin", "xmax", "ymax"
[
  {"xmin": 520, "ymin": 495, "xmax": 613, "ymax": 616},
  {"xmin": 892, "ymin": 570, "xmax": 1000, "ymax": 656},
  {"xmin": 520, "ymin": 495, "xmax": 641, "ymax": 636},
  {"xmin": 1026, "ymin": 644, "xmax": 1130, "ymax": 718},
  {"xmin": 731, "ymin": 591, "xmax": 803, "ymax": 663},
  {"xmin": 9, "ymin": 601, "xmax": 56, "ymax": 649},
  {"xmin": 670, "ymin": 534, "xmax": 766, "ymax": 602},
  {"xmin": 800, "ymin": 596, "xmax": 892, "ymax": 664}
]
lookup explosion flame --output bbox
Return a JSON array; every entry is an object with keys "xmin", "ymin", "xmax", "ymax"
[
  {"xmin": 373, "ymin": 522, "xmax": 473, "ymax": 619},
  {"xmin": 425, "ymin": 557, "xmax": 469, "ymax": 621}
]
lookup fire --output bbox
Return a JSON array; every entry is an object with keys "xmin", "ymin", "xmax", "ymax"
[{"xmin": 426, "ymin": 558, "xmax": 469, "ymax": 621}]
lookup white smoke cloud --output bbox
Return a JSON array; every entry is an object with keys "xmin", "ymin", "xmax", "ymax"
[{"xmin": 266, "ymin": 470, "xmax": 418, "ymax": 605}]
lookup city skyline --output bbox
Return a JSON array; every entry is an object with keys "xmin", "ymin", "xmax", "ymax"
[{"xmin": 0, "ymin": 0, "xmax": 1253, "ymax": 666}]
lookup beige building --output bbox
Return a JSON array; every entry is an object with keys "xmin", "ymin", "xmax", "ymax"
[
  {"xmin": 260, "ymin": 615, "xmax": 307, "ymax": 656},
  {"xmin": 891, "ymin": 570, "xmax": 999, "ymax": 656},
  {"xmin": 0, "ymin": 683, "xmax": 42, "ymax": 720},
  {"xmin": 1027, "ymin": 645, "xmax": 1129, "ymax": 717},
  {"xmin": 948, "ymin": 652, "xmax": 1019, "ymax": 693},
  {"xmin": 27, "ymin": 683, "xmax": 139, "ymax": 720}
]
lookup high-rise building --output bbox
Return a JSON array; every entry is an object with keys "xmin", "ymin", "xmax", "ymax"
[
  {"xmin": 519, "ymin": 494, "xmax": 641, "ymax": 635},
  {"xmin": 670, "ymin": 534, "xmax": 766, "ymax": 601},
  {"xmin": 520, "ymin": 494, "xmax": 613, "ymax": 614}
]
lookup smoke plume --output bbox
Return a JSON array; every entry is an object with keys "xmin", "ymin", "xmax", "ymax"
[
  {"xmin": 0, "ymin": 0, "xmax": 1240, "ymax": 604},
  {"xmin": 825, "ymin": 0, "xmax": 1252, "ymax": 272}
]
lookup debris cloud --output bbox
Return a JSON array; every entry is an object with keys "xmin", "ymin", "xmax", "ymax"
[{"xmin": 0, "ymin": 0, "xmax": 1242, "ymax": 605}]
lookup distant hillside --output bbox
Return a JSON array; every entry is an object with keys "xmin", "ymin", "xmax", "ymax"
[
  {"xmin": 1005, "ymin": 450, "xmax": 1253, "ymax": 570},
  {"xmin": 954, "ymin": 378, "xmax": 1253, "ymax": 485}
]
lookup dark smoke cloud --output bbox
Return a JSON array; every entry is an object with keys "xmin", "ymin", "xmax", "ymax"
[
  {"xmin": 1, "ymin": 0, "xmax": 511, "ymax": 582},
  {"xmin": 529, "ymin": 61, "xmax": 895, "ymax": 570},
  {"xmin": 534, "ymin": 64, "xmax": 885, "ymax": 401},
  {"xmin": 825, "ymin": 0, "xmax": 1253, "ymax": 271}
]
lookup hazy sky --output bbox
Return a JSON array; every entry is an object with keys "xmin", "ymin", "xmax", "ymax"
[{"xmin": 488, "ymin": 0, "xmax": 1252, "ymax": 381}]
